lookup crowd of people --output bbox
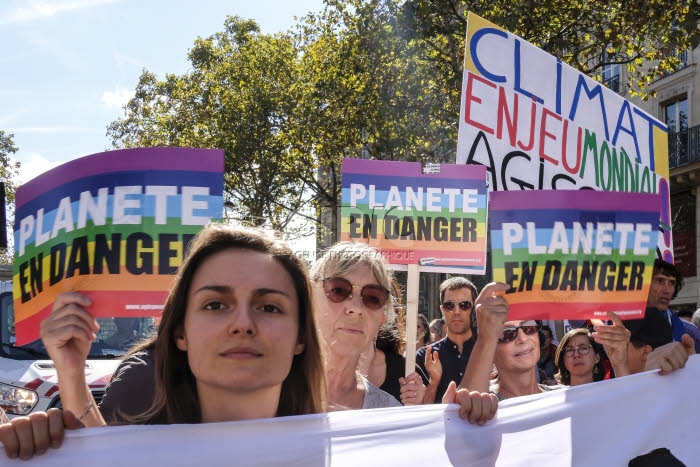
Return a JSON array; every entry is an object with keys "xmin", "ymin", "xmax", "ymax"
[{"xmin": 0, "ymin": 223, "xmax": 696, "ymax": 460}]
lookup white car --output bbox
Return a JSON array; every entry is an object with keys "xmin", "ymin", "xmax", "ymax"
[{"xmin": 0, "ymin": 281, "xmax": 156, "ymax": 418}]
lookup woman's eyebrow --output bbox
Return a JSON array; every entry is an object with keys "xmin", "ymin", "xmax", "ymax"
[
  {"xmin": 253, "ymin": 288, "xmax": 291, "ymax": 298},
  {"xmin": 192, "ymin": 285, "xmax": 291, "ymax": 298},
  {"xmin": 193, "ymin": 285, "xmax": 232, "ymax": 295}
]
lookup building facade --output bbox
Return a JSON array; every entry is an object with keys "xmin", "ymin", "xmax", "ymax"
[{"xmin": 630, "ymin": 46, "xmax": 700, "ymax": 313}]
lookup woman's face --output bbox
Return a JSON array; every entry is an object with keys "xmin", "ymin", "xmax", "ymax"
[
  {"xmin": 541, "ymin": 329, "xmax": 553, "ymax": 350},
  {"xmin": 176, "ymin": 249, "xmax": 303, "ymax": 396},
  {"xmin": 494, "ymin": 320, "xmax": 541, "ymax": 374},
  {"xmin": 562, "ymin": 334, "xmax": 599, "ymax": 380},
  {"xmin": 417, "ymin": 321, "xmax": 428, "ymax": 345},
  {"xmin": 313, "ymin": 264, "xmax": 386, "ymax": 356}
]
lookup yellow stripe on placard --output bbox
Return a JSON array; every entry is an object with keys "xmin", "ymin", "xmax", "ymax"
[
  {"xmin": 653, "ymin": 125, "xmax": 669, "ymax": 179},
  {"xmin": 13, "ymin": 239, "xmax": 187, "ymax": 285},
  {"xmin": 339, "ymin": 216, "xmax": 487, "ymax": 237}
]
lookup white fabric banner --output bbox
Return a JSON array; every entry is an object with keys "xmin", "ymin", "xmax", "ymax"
[{"xmin": 6, "ymin": 355, "xmax": 700, "ymax": 466}]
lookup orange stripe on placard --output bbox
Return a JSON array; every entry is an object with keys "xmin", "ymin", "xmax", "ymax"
[
  {"xmin": 13, "ymin": 267, "xmax": 176, "ymax": 294},
  {"xmin": 14, "ymin": 289, "xmax": 168, "ymax": 346},
  {"xmin": 502, "ymin": 284, "xmax": 650, "ymax": 305},
  {"xmin": 13, "ymin": 270, "xmax": 175, "ymax": 322},
  {"xmin": 506, "ymin": 301, "xmax": 648, "ymax": 321},
  {"xmin": 376, "ymin": 238, "xmax": 486, "ymax": 251}
]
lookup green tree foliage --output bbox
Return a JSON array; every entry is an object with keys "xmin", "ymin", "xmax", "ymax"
[
  {"xmin": 293, "ymin": 0, "xmax": 457, "ymax": 165},
  {"xmin": 0, "ymin": 130, "xmax": 21, "ymax": 263},
  {"xmin": 107, "ymin": 17, "xmax": 313, "ymax": 236},
  {"xmin": 286, "ymin": 0, "xmax": 462, "ymax": 242},
  {"xmin": 107, "ymin": 1, "xmax": 698, "ymax": 240},
  {"xmin": 401, "ymin": 0, "xmax": 700, "ymax": 98},
  {"xmin": 291, "ymin": 0, "xmax": 699, "ymax": 242}
]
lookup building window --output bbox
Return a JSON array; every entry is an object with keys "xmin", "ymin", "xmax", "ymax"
[
  {"xmin": 677, "ymin": 49, "xmax": 690, "ymax": 69},
  {"xmin": 665, "ymin": 96, "xmax": 689, "ymax": 166},
  {"xmin": 670, "ymin": 191, "xmax": 696, "ymax": 279},
  {"xmin": 602, "ymin": 55, "xmax": 620, "ymax": 93},
  {"xmin": 664, "ymin": 96, "xmax": 688, "ymax": 132}
]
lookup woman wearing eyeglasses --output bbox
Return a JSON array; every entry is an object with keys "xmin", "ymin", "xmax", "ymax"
[
  {"xmin": 460, "ymin": 283, "xmax": 565, "ymax": 401},
  {"xmin": 310, "ymin": 242, "xmax": 425, "ymax": 409},
  {"xmin": 554, "ymin": 328, "xmax": 606, "ymax": 386}
]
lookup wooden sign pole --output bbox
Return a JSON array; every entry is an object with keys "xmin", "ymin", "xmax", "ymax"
[{"xmin": 404, "ymin": 264, "xmax": 420, "ymax": 376}]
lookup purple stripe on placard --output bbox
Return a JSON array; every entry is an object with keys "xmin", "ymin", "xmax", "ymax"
[
  {"xmin": 17, "ymin": 148, "xmax": 224, "ymax": 209},
  {"xmin": 341, "ymin": 158, "xmax": 486, "ymax": 180},
  {"xmin": 490, "ymin": 190, "xmax": 661, "ymax": 213}
]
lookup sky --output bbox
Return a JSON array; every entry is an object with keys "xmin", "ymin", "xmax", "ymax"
[{"xmin": 0, "ymin": 0, "xmax": 326, "ymax": 185}]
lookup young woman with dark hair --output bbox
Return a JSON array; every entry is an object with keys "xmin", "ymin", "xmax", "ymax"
[
  {"xmin": 554, "ymin": 328, "xmax": 606, "ymax": 386},
  {"xmin": 0, "ymin": 224, "xmax": 326, "ymax": 459}
]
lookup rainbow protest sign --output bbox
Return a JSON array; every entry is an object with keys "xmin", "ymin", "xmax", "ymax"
[
  {"xmin": 490, "ymin": 190, "xmax": 659, "ymax": 320},
  {"xmin": 340, "ymin": 158, "xmax": 488, "ymax": 273},
  {"xmin": 456, "ymin": 12, "xmax": 673, "ymax": 264},
  {"xmin": 12, "ymin": 148, "xmax": 224, "ymax": 345}
]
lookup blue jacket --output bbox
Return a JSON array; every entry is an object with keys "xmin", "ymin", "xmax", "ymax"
[{"xmin": 664, "ymin": 310, "xmax": 700, "ymax": 354}]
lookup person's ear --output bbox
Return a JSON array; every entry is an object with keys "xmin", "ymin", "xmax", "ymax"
[
  {"xmin": 174, "ymin": 326, "xmax": 188, "ymax": 351},
  {"xmin": 641, "ymin": 344, "xmax": 653, "ymax": 361},
  {"xmin": 594, "ymin": 352, "xmax": 601, "ymax": 364},
  {"xmin": 294, "ymin": 329, "xmax": 306, "ymax": 356}
]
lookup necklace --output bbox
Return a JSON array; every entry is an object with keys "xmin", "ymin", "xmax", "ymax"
[{"xmin": 497, "ymin": 382, "xmax": 541, "ymax": 400}]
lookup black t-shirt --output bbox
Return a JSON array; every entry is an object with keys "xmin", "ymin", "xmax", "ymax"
[
  {"xmin": 379, "ymin": 351, "xmax": 428, "ymax": 403},
  {"xmin": 99, "ymin": 349, "xmax": 156, "ymax": 424},
  {"xmin": 416, "ymin": 336, "xmax": 476, "ymax": 403}
]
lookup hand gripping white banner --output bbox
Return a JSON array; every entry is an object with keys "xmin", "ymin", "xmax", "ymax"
[{"xmin": 4, "ymin": 356, "xmax": 699, "ymax": 466}]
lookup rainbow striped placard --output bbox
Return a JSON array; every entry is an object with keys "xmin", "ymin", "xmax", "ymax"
[
  {"xmin": 12, "ymin": 147, "xmax": 224, "ymax": 345},
  {"xmin": 340, "ymin": 158, "xmax": 488, "ymax": 273},
  {"xmin": 490, "ymin": 190, "xmax": 660, "ymax": 321}
]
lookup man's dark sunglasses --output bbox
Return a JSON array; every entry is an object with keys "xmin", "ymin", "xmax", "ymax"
[
  {"xmin": 442, "ymin": 300, "xmax": 473, "ymax": 312},
  {"xmin": 498, "ymin": 321, "xmax": 539, "ymax": 343}
]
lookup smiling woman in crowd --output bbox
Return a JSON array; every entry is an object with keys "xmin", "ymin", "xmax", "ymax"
[
  {"xmin": 489, "ymin": 318, "xmax": 567, "ymax": 400},
  {"xmin": 461, "ymin": 283, "xmax": 566, "ymax": 400},
  {"xmin": 461, "ymin": 283, "xmax": 694, "ymax": 402}
]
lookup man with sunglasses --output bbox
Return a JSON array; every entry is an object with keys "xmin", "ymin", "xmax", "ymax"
[{"xmin": 416, "ymin": 277, "xmax": 479, "ymax": 403}]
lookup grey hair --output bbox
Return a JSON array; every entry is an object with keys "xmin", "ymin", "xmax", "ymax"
[{"xmin": 693, "ymin": 309, "xmax": 700, "ymax": 328}]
